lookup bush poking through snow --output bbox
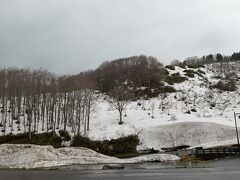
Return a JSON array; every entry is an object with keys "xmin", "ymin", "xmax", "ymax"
[
  {"xmin": 187, "ymin": 64, "xmax": 205, "ymax": 69},
  {"xmin": 165, "ymin": 65, "xmax": 175, "ymax": 70},
  {"xmin": 71, "ymin": 135, "xmax": 140, "ymax": 156},
  {"xmin": 210, "ymin": 81, "xmax": 237, "ymax": 92},
  {"xmin": 197, "ymin": 69, "xmax": 206, "ymax": 74},
  {"xmin": 183, "ymin": 69, "xmax": 195, "ymax": 78},
  {"xmin": 0, "ymin": 132, "xmax": 63, "ymax": 148},
  {"xmin": 59, "ymin": 130, "xmax": 71, "ymax": 141},
  {"xmin": 165, "ymin": 73, "xmax": 187, "ymax": 85}
]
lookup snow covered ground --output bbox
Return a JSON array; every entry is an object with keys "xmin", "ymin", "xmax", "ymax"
[{"xmin": 0, "ymin": 144, "xmax": 179, "ymax": 169}]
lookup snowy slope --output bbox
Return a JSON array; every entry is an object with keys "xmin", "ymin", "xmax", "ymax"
[
  {"xmin": 138, "ymin": 122, "xmax": 239, "ymax": 151},
  {"xmin": 85, "ymin": 63, "xmax": 240, "ymax": 149}
]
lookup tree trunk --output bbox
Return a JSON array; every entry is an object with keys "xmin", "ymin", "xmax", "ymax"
[{"xmin": 119, "ymin": 110, "xmax": 123, "ymax": 125}]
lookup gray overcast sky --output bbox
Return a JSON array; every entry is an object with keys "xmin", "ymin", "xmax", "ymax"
[{"xmin": 1, "ymin": 0, "xmax": 240, "ymax": 74}]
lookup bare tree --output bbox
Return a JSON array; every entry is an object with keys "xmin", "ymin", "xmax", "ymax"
[
  {"xmin": 158, "ymin": 94, "xmax": 168, "ymax": 111},
  {"xmin": 149, "ymin": 100, "xmax": 155, "ymax": 118},
  {"xmin": 107, "ymin": 86, "xmax": 132, "ymax": 125}
]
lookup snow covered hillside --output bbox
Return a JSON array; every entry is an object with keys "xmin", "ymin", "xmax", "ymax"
[
  {"xmin": 86, "ymin": 62, "xmax": 240, "ymax": 149},
  {"xmin": 1, "ymin": 61, "xmax": 240, "ymax": 151},
  {"xmin": 0, "ymin": 144, "xmax": 179, "ymax": 169}
]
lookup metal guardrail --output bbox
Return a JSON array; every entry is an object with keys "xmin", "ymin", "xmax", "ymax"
[
  {"xmin": 163, "ymin": 147, "xmax": 240, "ymax": 157},
  {"xmin": 196, "ymin": 148, "xmax": 240, "ymax": 155}
]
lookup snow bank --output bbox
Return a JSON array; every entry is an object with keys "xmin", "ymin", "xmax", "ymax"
[
  {"xmin": 0, "ymin": 144, "xmax": 121, "ymax": 169},
  {"xmin": 138, "ymin": 122, "xmax": 239, "ymax": 151},
  {"xmin": 126, "ymin": 154, "xmax": 180, "ymax": 163},
  {"xmin": 0, "ymin": 144, "xmax": 179, "ymax": 169}
]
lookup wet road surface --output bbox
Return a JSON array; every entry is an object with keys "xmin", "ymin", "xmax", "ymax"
[{"xmin": 0, "ymin": 157, "xmax": 240, "ymax": 180}]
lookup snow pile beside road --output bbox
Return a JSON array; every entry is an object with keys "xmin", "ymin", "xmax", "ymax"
[
  {"xmin": 127, "ymin": 154, "xmax": 180, "ymax": 163},
  {"xmin": 0, "ymin": 144, "xmax": 121, "ymax": 169},
  {"xmin": 0, "ymin": 144, "xmax": 179, "ymax": 169},
  {"xmin": 138, "ymin": 122, "xmax": 239, "ymax": 151}
]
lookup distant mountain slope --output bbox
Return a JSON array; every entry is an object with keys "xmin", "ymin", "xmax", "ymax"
[{"xmin": 65, "ymin": 55, "xmax": 168, "ymax": 93}]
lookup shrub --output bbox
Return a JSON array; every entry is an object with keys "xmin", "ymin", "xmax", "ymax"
[
  {"xmin": 162, "ymin": 68, "xmax": 170, "ymax": 75},
  {"xmin": 183, "ymin": 69, "xmax": 194, "ymax": 74},
  {"xmin": 72, "ymin": 135, "xmax": 96, "ymax": 148},
  {"xmin": 172, "ymin": 73, "xmax": 187, "ymax": 83},
  {"xmin": 59, "ymin": 130, "xmax": 71, "ymax": 141},
  {"xmin": 188, "ymin": 64, "xmax": 205, "ymax": 69},
  {"xmin": 183, "ymin": 69, "xmax": 205, "ymax": 78},
  {"xmin": 0, "ymin": 132, "xmax": 62, "ymax": 148},
  {"xmin": 197, "ymin": 69, "xmax": 206, "ymax": 74},
  {"xmin": 225, "ymin": 73, "xmax": 236, "ymax": 80},
  {"xmin": 172, "ymin": 72, "xmax": 180, "ymax": 76},
  {"xmin": 179, "ymin": 64, "xmax": 186, "ymax": 69},
  {"xmin": 165, "ymin": 76, "xmax": 174, "ymax": 85},
  {"xmin": 135, "ymin": 86, "xmax": 176, "ymax": 98},
  {"xmin": 183, "ymin": 69, "xmax": 195, "ymax": 78},
  {"xmin": 210, "ymin": 81, "xmax": 237, "ymax": 91},
  {"xmin": 110, "ymin": 135, "xmax": 139, "ymax": 154},
  {"xmin": 31, "ymin": 132, "xmax": 62, "ymax": 148},
  {"xmin": 71, "ymin": 135, "xmax": 140, "ymax": 156},
  {"xmin": 185, "ymin": 73, "xmax": 195, "ymax": 78},
  {"xmin": 165, "ymin": 65, "xmax": 175, "ymax": 70},
  {"xmin": 160, "ymin": 86, "xmax": 176, "ymax": 93},
  {"xmin": 213, "ymin": 75, "xmax": 223, "ymax": 79},
  {"xmin": 165, "ymin": 74, "xmax": 187, "ymax": 85}
]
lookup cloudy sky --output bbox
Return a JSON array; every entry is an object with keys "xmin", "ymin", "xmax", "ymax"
[{"xmin": 1, "ymin": 0, "xmax": 240, "ymax": 74}]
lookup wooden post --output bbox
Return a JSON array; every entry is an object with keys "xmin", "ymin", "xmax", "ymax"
[{"xmin": 234, "ymin": 112, "xmax": 240, "ymax": 156}]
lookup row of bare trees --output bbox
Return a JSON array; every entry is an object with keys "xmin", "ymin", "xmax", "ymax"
[
  {"xmin": 0, "ymin": 68, "xmax": 96, "ymax": 139},
  {"xmin": 0, "ymin": 55, "xmax": 167, "ymax": 138}
]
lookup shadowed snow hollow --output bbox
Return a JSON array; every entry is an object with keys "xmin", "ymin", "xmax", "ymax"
[{"xmin": 138, "ymin": 122, "xmax": 239, "ymax": 151}]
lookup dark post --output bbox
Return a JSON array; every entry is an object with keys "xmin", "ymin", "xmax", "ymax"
[{"xmin": 234, "ymin": 112, "xmax": 240, "ymax": 155}]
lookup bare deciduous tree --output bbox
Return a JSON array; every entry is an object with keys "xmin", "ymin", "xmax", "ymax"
[{"xmin": 108, "ymin": 86, "xmax": 132, "ymax": 125}]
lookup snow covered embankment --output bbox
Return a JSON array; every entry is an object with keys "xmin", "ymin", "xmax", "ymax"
[
  {"xmin": 138, "ymin": 122, "xmax": 239, "ymax": 151},
  {"xmin": 0, "ymin": 144, "xmax": 179, "ymax": 169}
]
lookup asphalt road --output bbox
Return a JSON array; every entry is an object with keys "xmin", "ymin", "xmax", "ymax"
[{"xmin": 0, "ymin": 158, "xmax": 240, "ymax": 180}]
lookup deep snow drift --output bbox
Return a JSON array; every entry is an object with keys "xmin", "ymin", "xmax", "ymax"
[
  {"xmin": 138, "ymin": 122, "xmax": 239, "ymax": 151},
  {"xmin": 0, "ymin": 144, "xmax": 179, "ymax": 169}
]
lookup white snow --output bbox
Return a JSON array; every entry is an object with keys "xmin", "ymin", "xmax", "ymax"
[
  {"xmin": 0, "ymin": 144, "xmax": 179, "ymax": 169},
  {"xmin": 126, "ymin": 154, "xmax": 180, "ymax": 163},
  {"xmin": 138, "ymin": 122, "xmax": 239, "ymax": 151},
  {"xmin": 0, "ymin": 144, "xmax": 120, "ymax": 169}
]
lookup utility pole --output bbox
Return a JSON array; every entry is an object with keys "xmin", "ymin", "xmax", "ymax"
[{"xmin": 234, "ymin": 112, "xmax": 240, "ymax": 156}]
